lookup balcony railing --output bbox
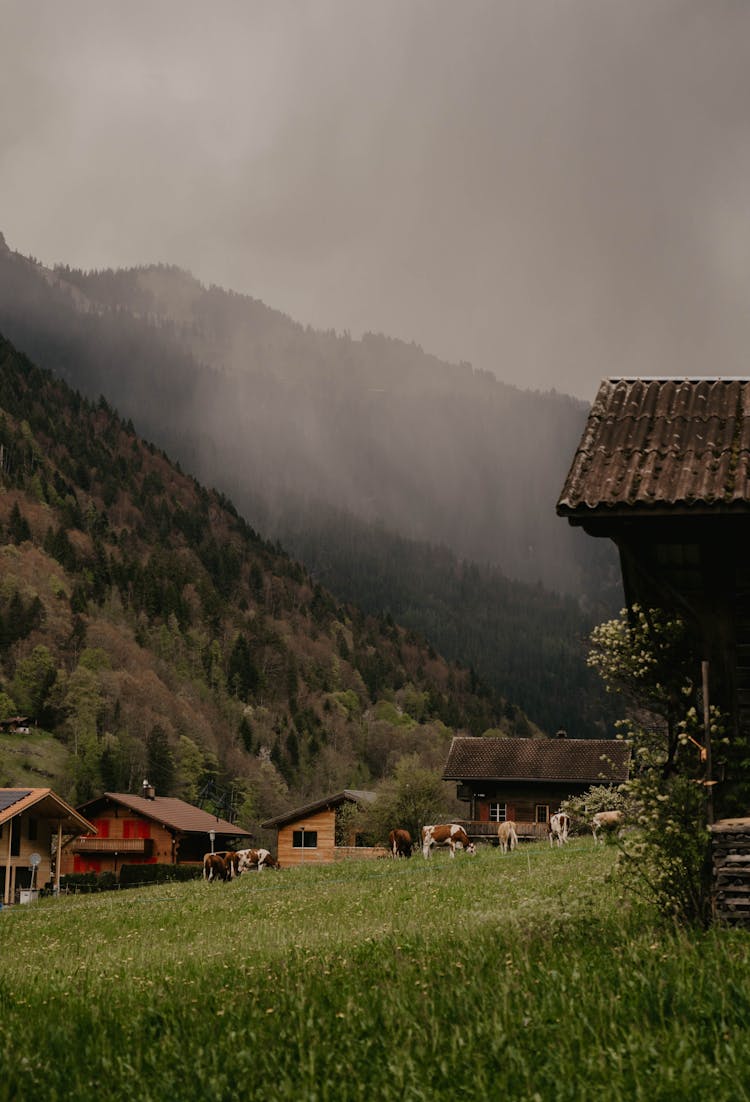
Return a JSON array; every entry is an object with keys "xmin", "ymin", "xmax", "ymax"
[
  {"xmin": 458, "ymin": 820, "xmax": 549, "ymax": 843},
  {"xmin": 71, "ymin": 837, "xmax": 148, "ymax": 854}
]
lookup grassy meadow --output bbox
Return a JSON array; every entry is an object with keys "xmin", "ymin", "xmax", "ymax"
[{"xmin": 1, "ymin": 840, "xmax": 750, "ymax": 1102}]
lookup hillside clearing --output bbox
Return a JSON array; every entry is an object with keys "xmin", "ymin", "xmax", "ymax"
[{"xmin": 1, "ymin": 841, "xmax": 749, "ymax": 1101}]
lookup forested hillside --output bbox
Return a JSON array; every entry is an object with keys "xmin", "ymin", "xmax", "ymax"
[
  {"xmin": 0, "ymin": 335, "xmax": 538, "ymax": 834},
  {"xmin": 277, "ymin": 505, "xmax": 619, "ymax": 739},
  {"xmin": 0, "ymin": 232, "xmax": 615, "ymax": 601}
]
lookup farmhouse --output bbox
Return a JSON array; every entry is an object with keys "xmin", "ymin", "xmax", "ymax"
[
  {"xmin": 262, "ymin": 789, "xmax": 384, "ymax": 867},
  {"xmin": 62, "ymin": 782, "xmax": 251, "ymax": 877},
  {"xmin": 0, "ymin": 788, "xmax": 96, "ymax": 904},
  {"xmin": 443, "ymin": 735, "xmax": 630, "ymax": 841},
  {"xmin": 557, "ymin": 377, "xmax": 750, "ymax": 817}
]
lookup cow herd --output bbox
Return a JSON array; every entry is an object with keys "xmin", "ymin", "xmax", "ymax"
[{"xmin": 205, "ymin": 812, "xmax": 623, "ymax": 879}]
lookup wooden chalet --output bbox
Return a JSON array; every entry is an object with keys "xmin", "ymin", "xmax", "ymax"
[
  {"xmin": 62, "ymin": 783, "xmax": 251, "ymax": 878},
  {"xmin": 557, "ymin": 377, "xmax": 750, "ymax": 816},
  {"xmin": 262, "ymin": 789, "xmax": 385, "ymax": 867},
  {"xmin": 0, "ymin": 788, "xmax": 95, "ymax": 904},
  {"xmin": 443, "ymin": 735, "xmax": 630, "ymax": 841}
]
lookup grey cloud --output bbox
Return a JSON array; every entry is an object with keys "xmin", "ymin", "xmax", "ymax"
[{"xmin": 3, "ymin": 1, "xmax": 750, "ymax": 398}]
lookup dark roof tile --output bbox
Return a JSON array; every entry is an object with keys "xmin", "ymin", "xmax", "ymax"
[
  {"xmin": 558, "ymin": 377, "xmax": 750, "ymax": 515},
  {"xmin": 443, "ymin": 737, "xmax": 630, "ymax": 784}
]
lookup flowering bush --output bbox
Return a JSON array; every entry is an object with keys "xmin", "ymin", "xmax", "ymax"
[{"xmin": 587, "ymin": 607, "xmax": 720, "ymax": 926}]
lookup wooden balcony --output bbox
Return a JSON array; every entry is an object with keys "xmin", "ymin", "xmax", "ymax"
[
  {"xmin": 458, "ymin": 820, "xmax": 549, "ymax": 844},
  {"xmin": 71, "ymin": 837, "xmax": 150, "ymax": 854}
]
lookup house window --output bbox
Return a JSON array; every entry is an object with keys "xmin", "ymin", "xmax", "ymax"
[
  {"xmin": 10, "ymin": 818, "xmax": 20, "ymax": 856},
  {"xmin": 535, "ymin": 805, "xmax": 549, "ymax": 824},
  {"xmin": 489, "ymin": 803, "xmax": 507, "ymax": 822},
  {"xmin": 27, "ymin": 817, "xmax": 38, "ymax": 841},
  {"xmin": 292, "ymin": 830, "xmax": 318, "ymax": 849}
]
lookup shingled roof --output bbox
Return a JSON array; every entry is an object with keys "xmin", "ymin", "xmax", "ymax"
[
  {"xmin": 557, "ymin": 377, "xmax": 750, "ymax": 517},
  {"xmin": 262, "ymin": 789, "xmax": 376, "ymax": 829},
  {"xmin": 78, "ymin": 793, "xmax": 250, "ymax": 838},
  {"xmin": 443, "ymin": 737, "xmax": 630, "ymax": 784}
]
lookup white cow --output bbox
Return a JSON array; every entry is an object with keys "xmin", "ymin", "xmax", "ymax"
[
  {"xmin": 591, "ymin": 810, "xmax": 623, "ymax": 844},
  {"xmin": 548, "ymin": 812, "xmax": 570, "ymax": 847},
  {"xmin": 497, "ymin": 821, "xmax": 518, "ymax": 853},
  {"xmin": 421, "ymin": 824, "xmax": 476, "ymax": 858}
]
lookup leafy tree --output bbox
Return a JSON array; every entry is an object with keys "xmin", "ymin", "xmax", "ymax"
[
  {"xmin": 361, "ymin": 754, "xmax": 457, "ymax": 846},
  {"xmin": 11, "ymin": 645, "xmax": 57, "ymax": 721},
  {"xmin": 588, "ymin": 606, "xmax": 699, "ymax": 777}
]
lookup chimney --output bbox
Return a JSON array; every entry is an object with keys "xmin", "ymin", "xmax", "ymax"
[
  {"xmin": 555, "ymin": 728, "xmax": 568, "ymax": 740},
  {"xmin": 142, "ymin": 779, "xmax": 156, "ymax": 800}
]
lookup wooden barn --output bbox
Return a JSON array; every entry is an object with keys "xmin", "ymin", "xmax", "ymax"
[
  {"xmin": 62, "ymin": 782, "xmax": 251, "ymax": 878},
  {"xmin": 443, "ymin": 735, "xmax": 630, "ymax": 842},
  {"xmin": 262, "ymin": 789, "xmax": 384, "ymax": 867},
  {"xmin": 0, "ymin": 788, "xmax": 95, "ymax": 904},
  {"xmin": 557, "ymin": 377, "xmax": 750, "ymax": 816}
]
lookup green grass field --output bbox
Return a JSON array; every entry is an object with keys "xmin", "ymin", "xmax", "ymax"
[{"xmin": 1, "ymin": 840, "xmax": 750, "ymax": 1102}]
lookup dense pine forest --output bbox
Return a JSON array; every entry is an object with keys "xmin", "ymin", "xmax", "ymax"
[{"xmin": 0, "ymin": 335, "xmax": 542, "ymax": 836}]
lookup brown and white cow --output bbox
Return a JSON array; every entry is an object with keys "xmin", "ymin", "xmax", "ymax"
[
  {"xmin": 203, "ymin": 853, "xmax": 229, "ymax": 882},
  {"xmin": 548, "ymin": 812, "xmax": 570, "ymax": 847},
  {"xmin": 235, "ymin": 847, "xmax": 281, "ymax": 872},
  {"xmin": 213, "ymin": 850, "xmax": 241, "ymax": 879},
  {"xmin": 497, "ymin": 821, "xmax": 518, "ymax": 853},
  {"xmin": 421, "ymin": 823, "xmax": 476, "ymax": 859},
  {"xmin": 591, "ymin": 809, "xmax": 622, "ymax": 844},
  {"xmin": 389, "ymin": 829, "xmax": 413, "ymax": 858}
]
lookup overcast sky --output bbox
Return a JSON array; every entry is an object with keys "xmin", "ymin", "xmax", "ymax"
[{"xmin": 3, "ymin": 2, "xmax": 750, "ymax": 399}]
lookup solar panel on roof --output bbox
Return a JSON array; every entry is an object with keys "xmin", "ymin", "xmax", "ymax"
[{"xmin": 0, "ymin": 790, "xmax": 31, "ymax": 812}]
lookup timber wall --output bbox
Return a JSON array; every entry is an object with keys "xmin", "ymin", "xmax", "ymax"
[{"xmin": 712, "ymin": 817, "xmax": 750, "ymax": 925}]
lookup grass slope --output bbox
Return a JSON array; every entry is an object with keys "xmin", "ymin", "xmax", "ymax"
[{"xmin": 1, "ymin": 842, "xmax": 749, "ymax": 1101}]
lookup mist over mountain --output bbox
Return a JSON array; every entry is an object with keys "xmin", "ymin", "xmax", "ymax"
[
  {"xmin": 1, "ymin": 333, "xmax": 537, "ymax": 836},
  {"xmin": 0, "ymin": 233, "xmax": 616, "ymax": 605}
]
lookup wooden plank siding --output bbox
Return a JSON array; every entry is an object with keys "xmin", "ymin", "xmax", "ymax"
[
  {"xmin": 1, "ymin": 814, "xmax": 53, "ymax": 902},
  {"xmin": 277, "ymin": 808, "xmax": 336, "ymax": 868}
]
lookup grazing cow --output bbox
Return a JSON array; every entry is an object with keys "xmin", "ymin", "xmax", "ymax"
[
  {"xmin": 213, "ymin": 851, "xmax": 241, "ymax": 879},
  {"xmin": 235, "ymin": 847, "xmax": 280, "ymax": 872},
  {"xmin": 548, "ymin": 812, "xmax": 570, "ymax": 847},
  {"xmin": 202, "ymin": 853, "xmax": 229, "ymax": 882},
  {"xmin": 421, "ymin": 824, "xmax": 476, "ymax": 859},
  {"xmin": 591, "ymin": 809, "xmax": 623, "ymax": 844},
  {"xmin": 497, "ymin": 821, "xmax": 518, "ymax": 853},
  {"xmin": 389, "ymin": 829, "xmax": 413, "ymax": 858}
]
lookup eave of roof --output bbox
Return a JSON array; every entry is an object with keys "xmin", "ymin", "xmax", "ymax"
[
  {"xmin": 262, "ymin": 789, "xmax": 376, "ymax": 829},
  {"xmin": 0, "ymin": 788, "xmax": 96, "ymax": 834}
]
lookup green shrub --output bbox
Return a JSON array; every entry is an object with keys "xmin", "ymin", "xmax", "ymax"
[{"xmin": 118, "ymin": 863, "xmax": 202, "ymax": 887}]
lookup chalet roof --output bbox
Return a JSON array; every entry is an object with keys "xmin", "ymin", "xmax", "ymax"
[
  {"xmin": 557, "ymin": 377, "xmax": 750, "ymax": 517},
  {"xmin": 77, "ymin": 793, "xmax": 250, "ymax": 838},
  {"xmin": 443, "ymin": 737, "xmax": 630, "ymax": 784},
  {"xmin": 262, "ymin": 789, "xmax": 376, "ymax": 829},
  {"xmin": 0, "ymin": 788, "xmax": 96, "ymax": 834}
]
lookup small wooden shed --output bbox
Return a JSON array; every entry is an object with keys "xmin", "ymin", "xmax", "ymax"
[
  {"xmin": 262, "ymin": 790, "xmax": 381, "ymax": 867},
  {"xmin": 443, "ymin": 735, "xmax": 630, "ymax": 841},
  {"xmin": 557, "ymin": 377, "xmax": 750, "ymax": 814},
  {"xmin": 0, "ymin": 788, "xmax": 96, "ymax": 904},
  {"xmin": 62, "ymin": 787, "xmax": 251, "ymax": 877}
]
